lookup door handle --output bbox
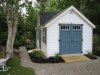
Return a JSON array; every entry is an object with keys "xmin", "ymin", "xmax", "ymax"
[{"xmin": 82, "ymin": 39, "xmax": 83, "ymax": 41}]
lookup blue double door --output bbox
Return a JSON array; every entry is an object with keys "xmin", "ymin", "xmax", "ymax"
[{"xmin": 59, "ymin": 24, "xmax": 82, "ymax": 54}]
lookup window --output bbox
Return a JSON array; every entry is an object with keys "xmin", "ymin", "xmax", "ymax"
[
  {"xmin": 42, "ymin": 28, "xmax": 46, "ymax": 44},
  {"xmin": 61, "ymin": 25, "xmax": 70, "ymax": 30},
  {"xmin": 73, "ymin": 26, "xmax": 81, "ymax": 30}
]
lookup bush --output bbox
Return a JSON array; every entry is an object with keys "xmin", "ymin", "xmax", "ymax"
[
  {"xmin": 14, "ymin": 39, "xmax": 21, "ymax": 48},
  {"xmin": 93, "ymin": 47, "xmax": 100, "ymax": 56},
  {"xmin": 27, "ymin": 45, "xmax": 34, "ymax": 50},
  {"xmin": 26, "ymin": 31, "xmax": 33, "ymax": 39},
  {"xmin": 93, "ymin": 34, "xmax": 100, "ymax": 56},
  {"xmin": 20, "ymin": 34, "xmax": 27, "ymax": 46},
  {"xmin": 32, "ymin": 50, "xmax": 45, "ymax": 58},
  {"xmin": 85, "ymin": 52, "xmax": 97, "ymax": 59},
  {"xmin": 29, "ymin": 52, "xmax": 64, "ymax": 63},
  {"xmin": 54, "ymin": 53, "xmax": 61, "ymax": 61},
  {"xmin": 93, "ymin": 34, "xmax": 100, "ymax": 47},
  {"xmin": 26, "ymin": 39, "xmax": 35, "ymax": 50},
  {"xmin": 14, "ymin": 33, "xmax": 35, "ymax": 49},
  {"xmin": 0, "ymin": 32, "xmax": 7, "ymax": 45},
  {"xmin": 14, "ymin": 34, "xmax": 27, "ymax": 48}
]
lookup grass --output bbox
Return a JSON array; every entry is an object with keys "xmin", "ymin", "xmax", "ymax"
[
  {"xmin": 0, "ymin": 52, "xmax": 35, "ymax": 75},
  {"xmin": 0, "ymin": 50, "xmax": 4, "ymax": 58}
]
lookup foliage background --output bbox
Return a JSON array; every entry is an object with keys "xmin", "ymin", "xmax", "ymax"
[{"xmin": 0, "ymin": 0, "xmax": 100, "ymax": 55}]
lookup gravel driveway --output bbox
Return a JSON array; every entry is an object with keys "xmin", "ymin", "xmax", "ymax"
[
  {"xmin": 33, "ymin": 57, "xmax": 100, "ymax": 75},
  {"xmin": 20, "ymin": 47, "xmax": 100, "ymax": 75}
]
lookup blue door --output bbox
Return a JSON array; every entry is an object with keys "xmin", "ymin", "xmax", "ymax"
[{"xmin": 59, "ymin": 24, "xmax": 82, "ymax": 54}]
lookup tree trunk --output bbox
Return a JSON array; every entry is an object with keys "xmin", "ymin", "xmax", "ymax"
[
  {"xmin": 10, "ymin": 16, "xmax": 18, "ymax": 57},
  {"xmin": 6, "ymin": 13, "xmax": 13, "ymax": 57},
  {"xmin": 6, "ymin": 13, "xmax": 18, "ymax": 57},
  {"xmin": 80, "ymin": 0, "xmax": 83, "ymax": 12},
  {"xmin": 80, "ymin": 0, "xmax": 86, "ymax": 13},
  {"xmin": 2, "ymin": 1, "xmax": 19, "ymax": 58}
]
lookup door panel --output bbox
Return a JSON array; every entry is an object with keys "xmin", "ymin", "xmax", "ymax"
[
  {"xmin": 71, "ymin": 24, "xmax": 82, "ymax": 53},
  {"xmin": 60, "ymin": 24, "xmax": 82, "ymax": 54},
  {"xmin": 60, "ymin": 24, "xmax": 71, "ymax": 54}
]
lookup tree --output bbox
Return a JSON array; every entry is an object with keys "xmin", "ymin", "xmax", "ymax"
[
  {"xmin": 0, "ymin": 5, "xmax": 7, "ymax": 45},
  {"xmin": 0, "ymin": 0, "xmax": 27, "ymax": 57},
  {"xmin": 26, "ymin": 2, "xmax": 37, "ymax": 32},
  {"xmin": 36, "ymin": 0, "xmax": 48, "ymax": 12},
  {"xmin": 86, "ymin": 0, "xmax": 100, "ymax": 34}
]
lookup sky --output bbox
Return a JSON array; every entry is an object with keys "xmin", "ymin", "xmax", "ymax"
[
  {"xmin": 21, "ymin": 0, "xmax": 36, "ymax": 14},
  {"xmin": 31, "ymin": 0, "xmax": 37, "ymax": 7}
]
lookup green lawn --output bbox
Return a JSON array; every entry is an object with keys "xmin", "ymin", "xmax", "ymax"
[
  {"xmin": 0, "ymin": 53, "xmax": 35, "ymax": 75},
  {"xmin": 0, "ymin": 50, "xmax": 4, "ymax": 58}
]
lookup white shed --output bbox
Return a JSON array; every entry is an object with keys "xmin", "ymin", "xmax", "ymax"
[{"xmin": 36, "ymin": 6, "xmax": 95, "ymax": 57}]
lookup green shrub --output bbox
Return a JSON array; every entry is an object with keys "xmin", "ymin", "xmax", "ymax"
[
  {"xmin": 26, "ymin": 39, "xmax": 35, "ymax": 50},
  {"xmin": 54, "ymin": 53, "xmax": 61, "ymax": 61},
  {"xmin": 0, "ymin": 32, "xmax": 7, "ymax": 45},
  {"xmin": 93, "ymin": 47, "xmax": 100, "ymax": 56},
  {"xmin": 26, "ymin": 31, "xmax": 33, "ymax": 39},
  {"xmin": 32, "ymin": 50, "xmax": 45, "ymax": 58},
  {"xmin": 20, "ymin": 34, "xmax": 27, "ymax": 45},
  {"xmin": 85, "ymin": 52, "xmax": 97, "ymax": 59},
  {"xmin": 93, "ymin": 34, "xmax": 100, "ymax": 56},
  {"xmin": 27, "ymin": 44, "xmax": 34, "ymax": 50},
  {"xmin": 93, "ymin": 34, "xmax": 100, "ymax": 47},
  {"xmin": 14, "ymin": 39, "xmax": 21, "ymax": 48}
]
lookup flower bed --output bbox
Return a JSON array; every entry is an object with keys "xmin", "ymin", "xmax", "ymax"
[{"xmin": 29, "ymin": 53, "xmax": 65, "ymax": 63}]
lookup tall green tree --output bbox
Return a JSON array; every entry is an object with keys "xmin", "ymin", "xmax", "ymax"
[
  {"xmin": 0, "ymin": 5, "xmax": 7, "ymax": 45},
  {"xmin": 26, "ymin": 2, "xmax": 37, "ymax": 31},
  {"xmin": 49, "ymin": 0, "xmax": 80, "ymax": 11},
  {"xmin": 0, "ymin": 0, "xmax": 28, "ymax": 57},
  {"xmin": 25, "ymin": 1, "xmax": 37, "ymax": 41},
  {"xmin": 36, "ymin": 0, "xmax": 48, "ymax": 12}
]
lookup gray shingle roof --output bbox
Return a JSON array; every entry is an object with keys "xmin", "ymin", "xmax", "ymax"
[{"xmin": 39, "ymin": 12, "xmax": 58, "ymax": 26}]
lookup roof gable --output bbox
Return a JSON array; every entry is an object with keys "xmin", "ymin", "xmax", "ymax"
[{"xmin": 44, "ymin": 6, "xmax": 95, "ymax": 28}]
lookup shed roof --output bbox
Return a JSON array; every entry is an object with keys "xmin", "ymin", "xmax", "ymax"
[
  {"xmin": 39, "ymin": 6, "xmax": 95, "ymax": 28},
  {"xmin": 39, "ymin": 12, "xmax": 58, "ymax": 26}
]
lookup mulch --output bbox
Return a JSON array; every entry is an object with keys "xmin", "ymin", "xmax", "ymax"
[{"xmin": 29, "ymin": 53, "xmax": 65, "ymax": 63}]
